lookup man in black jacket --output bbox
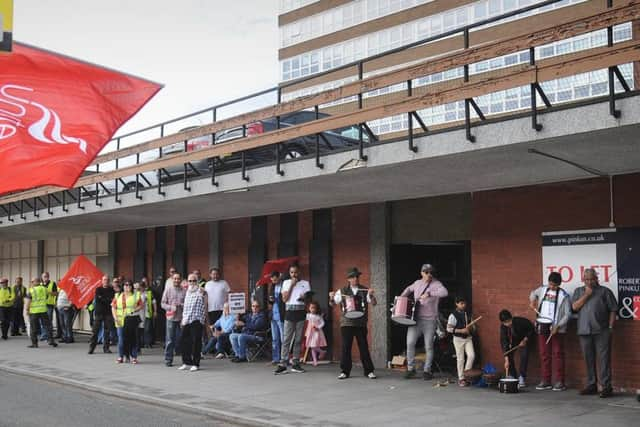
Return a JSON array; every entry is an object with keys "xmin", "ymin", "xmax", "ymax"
[
  {"xmin": 88, "ymin": 276, "xmax": 116, "ymax": 354},
  {"xmin": 499, "ymin": 309, "xmax": 534, "ymax": 388}
]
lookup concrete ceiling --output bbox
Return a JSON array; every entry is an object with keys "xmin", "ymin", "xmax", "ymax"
[{"xmin": 1, "ymin": 96, "xmax": 639, "ymax": 241}]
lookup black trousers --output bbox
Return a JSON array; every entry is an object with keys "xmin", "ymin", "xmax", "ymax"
[
  {"xmin": 207, "ymin": 310, "xmax": 223, "ymax": 325},
  {"xmin": 340, "ymin": 326, "xmax": 375, "ymax": 376},
  {"xmin": 0, "ymin": 307, "xmax": 12, "ymax": 338},
  {"xmin": 182, "ymin": 321, "xmax": 203, "ymax": 367},
  {"xmin": 123, "ymin": 316, "xmax": 139, "ymax": 358},
  {"xmin": 90, "ymin": 315, "xmax": 114, "ymax": 351},
  {"xmin": 11, "ymin": 304, "xmax": 26, "ymax": 334},
  {"xmin": 29, "ymin": 312, "xmax": 54, "ymax": 345}
]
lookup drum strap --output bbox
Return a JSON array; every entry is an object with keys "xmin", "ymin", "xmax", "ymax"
[
  {"xmin": 415, "ymin": 281, "xmax": 432, "ymax": 305},
  {"xmin": 537, "ymin": 288, "xmax": 559, "ymax": 324}
]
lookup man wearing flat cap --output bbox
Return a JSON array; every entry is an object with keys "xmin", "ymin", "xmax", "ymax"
[
  {"xmin": 400, "ymin": 263, "xmax": 448, "ymax": 380},
  {"xmin": 329, "ymin": 267, "xmax": 377, "ymax": 380}
]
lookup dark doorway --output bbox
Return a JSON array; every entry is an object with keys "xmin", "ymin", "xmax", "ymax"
[{"xmin": 389, "ymin": 242, "xmax": 471, "ymax": 359}]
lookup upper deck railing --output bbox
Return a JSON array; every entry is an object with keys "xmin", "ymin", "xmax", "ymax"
[{"xmin": 0, "ymin": 0, "xmax": 638, "ymax": 222}]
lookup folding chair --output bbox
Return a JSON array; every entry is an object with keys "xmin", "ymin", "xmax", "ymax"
[{"xmin": 246, "ymin": 328, "xmax": 272, "ymax": 362}]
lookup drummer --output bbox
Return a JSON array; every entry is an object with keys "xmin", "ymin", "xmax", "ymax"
[
  {"xmin": 400, "ymin": 263, "xmax": 448, "ymax": 380},
  {"xmin": 329, "ymin": 267, "xmax": 377, "ymax": 380}
]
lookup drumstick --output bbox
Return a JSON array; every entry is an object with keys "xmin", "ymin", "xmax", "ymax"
[
  {"xmin": 529, "ymin": 306, "xmax": 553, "ymax": 322},
  {"xmin": 465, "ymin": 316, "xmax": 483, "ymax": 328},
  {"xmin": 545, "ymin": 328, "xmax": 557, "ymax": 345},
  {"xmin": 503, "ymin": 345, "xmax": 520, "ymax": 356}
]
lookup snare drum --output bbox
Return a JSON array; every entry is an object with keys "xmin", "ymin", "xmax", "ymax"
[
  {"xmin": 342, "ymin": 295, "xmax": 365, "ymax": 319},
  {"xmin": 391, "ymin": 296, "xmax": 416, "ymax": 326},
  {"xmin": 499, "ymin": 378, "xmax": 519, "ymax": 394}
]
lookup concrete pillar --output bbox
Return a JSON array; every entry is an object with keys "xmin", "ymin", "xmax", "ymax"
[
  {"xmin": 209, "ymin": 221, "xmax": 221, "ymax": 269},
  {"xmin": 370, "ymin": 202, "xmax": 391, "ymax": 368}
]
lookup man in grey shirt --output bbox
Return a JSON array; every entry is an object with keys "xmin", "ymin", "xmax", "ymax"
[{"xmin": 571, "ymin": 268, "xmax": 617, "ymax": 398}]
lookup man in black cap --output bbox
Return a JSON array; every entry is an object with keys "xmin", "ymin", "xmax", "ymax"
[
  {"xmin": 400, "ymin": 263, "xmax": 448, "ymax": 380},
  {"xmin": 329, "ymin": 267, "xmax": 377, "ymax": 380}
]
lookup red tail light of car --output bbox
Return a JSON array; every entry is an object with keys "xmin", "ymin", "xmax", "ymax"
[
  {"xmin": 247, "ymin": 122, "xmax": 264, "ymax": 136},
  {"xmin": 186, "ymin": 137, "xmax": 211, "ymax": 151}
]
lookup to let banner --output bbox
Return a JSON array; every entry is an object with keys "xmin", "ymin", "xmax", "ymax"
[
  {"xmin": 58, "ymin": 255, "xmax": 105, "ymax": 308},
  {"xmin": 542, "ymin": 227, "xmax": 640, "ymax": 320},
  {"xmin": 0, "ymin": 42, "xmax": 162, "ymax": 194}
]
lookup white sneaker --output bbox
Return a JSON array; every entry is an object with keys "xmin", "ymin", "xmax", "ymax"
[
  {"xmin": 190, "ymin": 366, "xmax": 199, "ymax": 372},
  {"xmin": 338, "ymin": 372, "xmax": 348, "ymax": 380},
  {"xmin": 367, "ymin": 372, "xmax": 377, "ymax": 379},
  {"xmin": 177, "ymin": 364, "xmax": 189, "ymax": 371},
  {"xmin": 215, "ymin": 353, "xmax": 226, "ymax": 359},
  {"xmin": 518, "ymin": 376, "xmax": 526, "ymax": 388}
]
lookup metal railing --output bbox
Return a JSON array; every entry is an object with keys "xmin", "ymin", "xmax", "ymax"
[{"xmin": 0, "ymin": 0, "xmax": 636, "ymax": 223}]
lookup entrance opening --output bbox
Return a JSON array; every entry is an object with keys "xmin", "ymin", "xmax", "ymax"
[{"xmin": 389, "ymin": 242, "xmax": 471, "ymax": 366}]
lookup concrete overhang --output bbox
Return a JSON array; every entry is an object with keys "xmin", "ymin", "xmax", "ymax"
[{"xmin": 1, "ymin": 94, "xmax": 639, "ymax": 241}]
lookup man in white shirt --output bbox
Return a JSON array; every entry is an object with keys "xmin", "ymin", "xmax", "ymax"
[
  {"xmin": 274, "ymin": 264, "xmax": 311, "ymax": 375},
  {"xmin": 204, "ymin": 267, "xmax": 231, "ymax": 325}
]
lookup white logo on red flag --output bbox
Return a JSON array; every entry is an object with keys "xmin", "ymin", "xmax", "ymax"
[
  {"xmin": 0, "ymin": 84, "xmax": 88, "ymax": 152},
  {"xmin": 58, "ymin": 255, "xmax": 105, "ymax": 308}
]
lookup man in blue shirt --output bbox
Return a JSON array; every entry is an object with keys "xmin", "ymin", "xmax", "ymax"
[
  {"xmin": 229, "ymin": 300, "xmax": 268, "ymax": 363},
  {"xmin": 268, "ymin": 271, "xmax": 285, "ymax": 365},
  {"xmin": 202, "ymin": 302, "xmax": 235, "ymax": 358}
]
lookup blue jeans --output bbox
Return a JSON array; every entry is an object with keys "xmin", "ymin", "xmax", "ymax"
[
  {"xmin": 203, "ymin": 333, "xmax": 231, "ymax": 355},
  {"xmin": 60, "ymin": 307, "xmax": 75, "ymax": 341},
  {"xmin": 116, "ymin": 327, "xmax": 124, "ymax": 358},
  {"xmin": 230, "ymin": 333, "xmax": 261, "ymax": 359},
  {"xmin": 271, "ymin": 319, "xmax": 284, "ymax": 362},
  {"xmin": 144, "ymin": 318, "xmax": 154, "ymax": 346},
  {"xmin": 39, "ymin": 306, "xmax": 55, "ymax": 340},
  {"xmin": 164, "ymin": 320, "xmax": 182, "ymax": 363}
]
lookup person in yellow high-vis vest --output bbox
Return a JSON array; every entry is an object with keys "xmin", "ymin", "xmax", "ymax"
[
  {"xmin": 24, "ymin": 278, "xmax": 57, "ymax": 348},
  {"xmin": 111, "ymin": 280, "xmax": 142, "ymax": 364},
  {"xmin": 41, "ymin": 271, "xmax": 61, "ymax": 340},
  {"xmin": 0, "ymin": 277, "xmax": 16, "ymax": 339}
]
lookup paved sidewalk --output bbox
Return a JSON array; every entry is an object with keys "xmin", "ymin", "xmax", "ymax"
[{"xmin": 0, "ymin": 336, "xmax": 637, "ymax": 427}]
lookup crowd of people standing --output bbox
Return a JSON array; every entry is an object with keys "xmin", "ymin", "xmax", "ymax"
[{"xmin": 0, "ymin": 264, "xmax": 620, "ymax": 397}]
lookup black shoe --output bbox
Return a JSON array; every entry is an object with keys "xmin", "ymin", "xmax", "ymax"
[
  {"xmin": 291, "ymin": 363, "xmax": 305, "ymax": 373},
  {"xmin": 274, "ymin": 365, "xmax": 287, "ymax": 375},
  {"xmin": 232, "ymin": 357, "xmax": 247, "ymax": 363},
  {"xmin": 165, "ymin": 361, "xmax": 173, "ymax": 367},
  {"xmin": 404, "ymin": 369, "xmax": 417, "ymax": 379},
  {"xmin": 599, "ymin": 388, "xmax": 613, "ymax": 398},
  {"xmin": 1, "ymin": 336, "xmax": 7, "ymax": 340},
  {"xmin": 579, "ymin": 385, "xmax": 598, "ymax": 396},
  {"xmin": 104, "ymin": 348, "xmax": 112, "ymax": 354},
  {"xmin": 49, "ymin": 342, "xmax": 58, "ymax": 347},
  {"xmin": 88, "ymin": 345, "xmax": 95, "ymax": 354},
  {"xmin": 423, "ymin": 371, "xmax": 433, "ymax": 381},
  {"xmin": 28, "ymin": 344, "xmax": 38, "ymax": 348}
]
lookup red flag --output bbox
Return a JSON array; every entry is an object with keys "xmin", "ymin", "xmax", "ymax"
[
  {"xmin": 0, "ymin": 42, "xmax": 162, "ymax": 194},
  {"xmin": 255, "ymin": 257, "xmax": 299, "ymax": 287},
  {"xmin": 58, "ymin": 255, "xmax": 105, "ymax": 308}
]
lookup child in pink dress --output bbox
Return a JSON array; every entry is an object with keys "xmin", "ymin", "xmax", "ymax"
[{"xmin": 305, "ymin": 301, "xmax": 327, "ymax": 366}]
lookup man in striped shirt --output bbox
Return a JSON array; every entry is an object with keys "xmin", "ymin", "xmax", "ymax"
[{"xmin": 178, "ymin": 274, "xmax": 208, "ymax": 372}]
